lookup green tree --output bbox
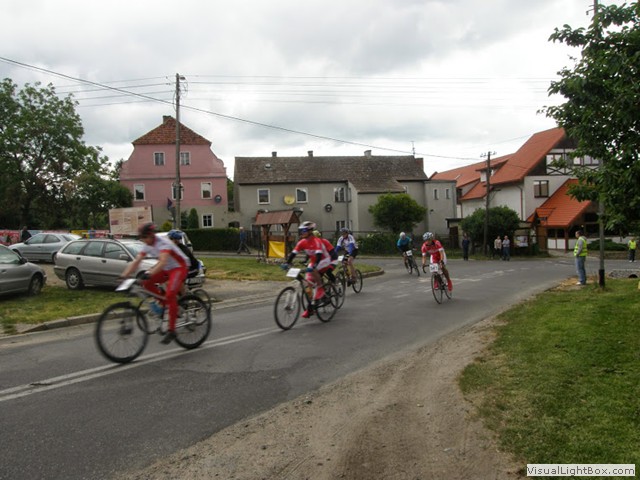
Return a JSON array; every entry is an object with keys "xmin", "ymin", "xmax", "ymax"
[
  {"xmin": 0, "ymin": 78, "xmax": 114, "ymax": 228},
  {"xmin": 546, "ymin": 2, "xmax": 640, "ymax": 232},
  {"xmin": 368, "ymin": 193, "xmax": 427, "ymax": 233},
  {"xmin": 187, "ymin": 208, "xmax": 199, "ymax": 229},
  {"xmin": 460, "ymin": 206, "xmax": 520, "ymax": 248}
]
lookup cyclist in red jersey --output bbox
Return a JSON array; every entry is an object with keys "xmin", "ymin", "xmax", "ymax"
[
  {"xmin": 282, "ymin": 221, "xmax": 334, "ymax": 318},
  {"xmin": 420, "ymin": 232, "xmax": 453, "ymax": 291},
  {"xmin": 121, "ymin": 223, "xmax": 189, "ymax": 344}
]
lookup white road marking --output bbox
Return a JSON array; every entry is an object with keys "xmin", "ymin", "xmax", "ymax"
[{"xmin": 0, "ymin": 327, "xmax": 277, "ymax": 403}]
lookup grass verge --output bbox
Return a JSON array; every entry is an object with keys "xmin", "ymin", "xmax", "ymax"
[
  {"xmin": 459, "ymin": 278, "xmax": 640, "ymax": 471},
  {"xmin": 0, "ymin": 257, "xmax": 381, "ymax": 333}
]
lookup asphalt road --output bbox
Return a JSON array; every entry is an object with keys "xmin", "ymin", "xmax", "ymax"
[{"xmin": 0, "ymin": 256, "xmax": 625, "ymax": 480}]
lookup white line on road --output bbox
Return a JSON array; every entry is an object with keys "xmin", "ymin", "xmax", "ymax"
[{"xmin": 0, "ymin": 327, "xmax": 277, "ymax": 403}]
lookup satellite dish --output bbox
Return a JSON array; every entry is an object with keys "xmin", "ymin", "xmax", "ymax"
[
  {"xmin": 214, "ymin": 194, "xmax": 222, "ymax": 203},
  {"xmin": 284, "ymin": 195, "xmax": 295, "ymax": 205},
  {"xmin": 324, "ymin": 204, "xmax": 333, "ymax": 212}
]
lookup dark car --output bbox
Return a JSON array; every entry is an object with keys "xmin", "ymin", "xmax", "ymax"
[
  {"xmin": 54, "ymin": 238, "xmax": 157, "ymax": 290},
  {"xmin": 10, "ymin": 232, "xmax": 81, "ymax": 263},
  {"xmin": 0, "ymin": 245, "xmax": 47, "ymax": 296}
]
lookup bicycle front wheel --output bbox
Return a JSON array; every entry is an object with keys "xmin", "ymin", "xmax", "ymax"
[
  {"xmin": 191, "ymin": 288, "xmax": 212, "ymax": 312},
  {"xmin": 174, "ymin": 294, "xmax": 211, "ymax": 349},
  {"xmin": 95, "ymin": 302, "xmax": 148, "ymax": 364},
  {"xmin": 274, "ymin": 286, "xmax": 301, "ymax": 330},
  {"xmin": 329, "ymin": 278, "xmax": 345, "ymax": 309},
  {"xmin": 444, "ymin": 279, "xmax": 452, "ymax": 300},
  {"xmin": 351, "ymin": 269, "xmax": 363, "ymax": 293},
  {"xmin": 431, "ymin": 274, "xmax": 443, "ymax": 304}
]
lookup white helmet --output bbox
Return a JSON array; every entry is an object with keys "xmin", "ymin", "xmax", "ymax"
[
  {"xmin": 399, "ymin": 232, "xmax": 406, "ymax": 239},
  {"xmin": 423, "ymin": 232, "xmax": 434, "ymax": 241}
]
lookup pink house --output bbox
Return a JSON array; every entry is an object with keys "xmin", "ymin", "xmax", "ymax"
[{"xmin": 119, "ymin": 116, "xmax": 228, "ymax": 228}]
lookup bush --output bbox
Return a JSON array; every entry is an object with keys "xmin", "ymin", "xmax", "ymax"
[
  {"xmin": 184, "ymin": 228, "xmax": 239, "ymax": 251},
  {"xmin": 356, "ymin": 232, "xmax": 402, "ymax": 255},
  {"xmin": 587, "ymin": 238, "xmax": 627, "ymax": 251}
]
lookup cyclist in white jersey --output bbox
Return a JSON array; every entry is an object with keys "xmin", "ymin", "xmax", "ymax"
[{"xmin": 121, "ymin": 223, "xmax": 189, "ymax": 344}]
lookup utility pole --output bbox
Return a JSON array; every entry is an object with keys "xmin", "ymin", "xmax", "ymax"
[
  {"xmin": 174, "ymin": 73, "xmax": 185, "ymax": 229},
  {"xmin": 481, "ymin": 150, "xmax": 496, "ymax": 256}
]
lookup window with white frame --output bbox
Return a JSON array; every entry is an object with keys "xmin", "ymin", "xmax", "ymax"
[
  {"xmin": 154, "ymin": 152, "xmax": 165, "ymax": 166},
  {"xmin": 172, "ymin": 183, "xmax": 183, "ymax": 200},
  {"xmin": 201, "ymin": 182, "xmax": 212, "ymax": 199},
  {"xmin": 180, "ymin": 152, "xmax": 191, "ymax": 166},
  {"xmin": 134, "ymin": 184, "xmax": 145, "ymax": 201},
  {"xmin": 258, "ymin": 188, "xmax": 270, "ymax": 204},
  {"xmin": 202, "ymin": 214, "xmax": 213, "ymax": 227},
  {"xmin": 534, "ymin": 180, "xmax": 549, "ymax": 198},
  {"xmin": 334, "ymin": 187, "xmax": 346, "ymax": 202},
  {"xmin": 433, "ymin": 189, "xmax": 439, "ymax": 200},
  {"xmin": 296, "ymin": 188, "xmax": 308, "ymax": 203}
]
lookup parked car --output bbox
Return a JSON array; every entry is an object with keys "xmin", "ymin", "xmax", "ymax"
[
  {"xmin": 156, "ymin": 231, "xmax": 194, "ymax": 252},
  {"xmin": 54, "ymin": 238, "xmax": 157, "ymax": 290},
  {"xmin": 10, "ymin": 232, "xmax": 81, "ymax": 263},
  {"xmin": 0, "ymin": 245, "xmax": 47, "ymax": 296}
]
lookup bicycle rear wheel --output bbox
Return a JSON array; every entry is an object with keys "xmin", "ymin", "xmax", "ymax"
[
  {"xmin": 351, "ymin": 269, "xmax": 363, "ymax": 293},
  {"xmin": 274, "ymin": 286, "xmax": 301, "ymax": 330},
  {"xmin": 431, "ymin": 274, "xmax": 443, "ymax": 304},
  {"xmin": 315, "ymin": 283, "xmax": 337, "ymax": 322},
  {"xmin": 444, "ymin": 280, "xmax": 452, "ymax": 300},
  {"xmin": 95, "ymin": 302, "xmax": 148, "ymax": 364},
  {"xmin": 174, "ymin": 294, "xmax": 211, "ymax": 349}
]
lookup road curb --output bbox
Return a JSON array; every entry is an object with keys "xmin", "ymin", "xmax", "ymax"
[{"xmin": 10, "ymin": 270, "xmax": 384, "ymax": 336}]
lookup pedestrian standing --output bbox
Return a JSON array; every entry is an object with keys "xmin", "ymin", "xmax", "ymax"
[
  {"xmin": 574, "ymin": 229, "xmax": 588, "ymax": 285},
  {"xmin": 20, "ymin": 226, "xmax": 31, "ymax": 242},
  {"xmin": 628, "ymin": 237, "xmax": 636, "ymax": 262},
  {"xmin": 237, "ymin": 227, "xmax": 251, "ymax": 254},
  {"xmin": 462, "ymin": 233, "xmax": 470, "ymax": 261},
  {"xmin": 493, "ymin": 235, "xmax": 502, "ymax": 259},
  {"xmin": 502, "ymin": 235, "xmax": 511, "ymax": 261}
]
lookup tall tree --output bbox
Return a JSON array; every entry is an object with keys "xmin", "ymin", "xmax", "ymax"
[
  {"xmin": 546, "ymin": 2, "xmax": 640, "ymax": 232},
  {"xmin": 0, "ymin": 79, "xmax": 107, "ymax": 227},
  {"xmin": 460, "ymin": 206, "xmax": 521, "ymax": 247},
  {"xmin": 368, "ymin": 193, "xmax": 427, "ymax": 233}
]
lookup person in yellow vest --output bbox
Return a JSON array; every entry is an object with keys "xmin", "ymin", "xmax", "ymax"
[
  {"xmin": 573, "ymin": 229, "xmax": 588, "ymax": 285},
  {"xmin": 628, "ymin": 237, "xmax": 637, "ymax": 263}
]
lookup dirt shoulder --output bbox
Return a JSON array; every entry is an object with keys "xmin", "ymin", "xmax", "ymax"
[{"xmin": 121, "ymin": 316, "xmax": 520, "ymax": 480}]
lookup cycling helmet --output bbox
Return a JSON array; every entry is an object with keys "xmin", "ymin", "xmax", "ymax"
[
  {"xmin": 399, "ymin": 232, "xmax": 406, "ymax": 239},
  {"xmin": 167, "ymin": 229, "xmax": 183, "ymax": 241},
  {"xmin": 340, "ymin": 227, "xmax": 349, "ymax": 234},
  {"xmin": 298, "ymin": 221, "xmax": 316, "ymax": 233},
  {"xmin": 423, "ymin": 232, "xmax": 434, "ymax": 241},
  {"xmin": 138, "ymin": 223, "xmax": 156, "ymax": 237}
]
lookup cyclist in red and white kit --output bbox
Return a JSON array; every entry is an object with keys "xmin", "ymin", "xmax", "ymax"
[
  {"xmin": 282, "ymin": 221, "xmax": 335, "ymax": 318},
  {"xmin": 421, "ymin": 231, "xmax": 453, "ymax": 292},
  {"xmin": 121, "ymin": 223, "xmax": 189, "ymax": 344}
]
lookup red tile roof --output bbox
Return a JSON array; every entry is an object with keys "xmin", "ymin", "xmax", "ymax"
[
  {"xmin": 490, "ymin": 127, "xmax": 565, "ymax": 185},
  {"xmin": 132, "ymin": 116, "xmax": 211, "ymax": 146},
  {"xmin": 527, "ymin": 179, "xmax": 592, "ymax": 227},
  {"xmin": 431, "ymin": 155, "xmax": 509, "ymax": 187}
]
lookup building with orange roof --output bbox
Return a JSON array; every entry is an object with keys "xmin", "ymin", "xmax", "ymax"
[{"xmin": 431, "ymin": 127, "xmax": 598, "ymax": 251}]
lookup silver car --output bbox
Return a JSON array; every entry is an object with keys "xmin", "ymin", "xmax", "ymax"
[
  {"xmin": 10, "ymin": 232, "xmax": 81, "ymax": 263},
  {"xmin": 54, "ymin": 238, "xmax": 157, "ymax": 290},
  {"xmin": 0, "ymin": 245, "xmax": 47, "ymax": 296}
]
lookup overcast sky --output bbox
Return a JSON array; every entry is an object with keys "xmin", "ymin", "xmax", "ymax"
[{"xmin": 0, "ymin": 0, "xmax": 618, "ymax": 178}]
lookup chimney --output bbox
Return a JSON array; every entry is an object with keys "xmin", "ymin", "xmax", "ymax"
[
  {"xmin": 163, "ymin": 115, "xmax": 172, "ymax": 123},
  {"xmin": 364, "ymin": 150, "xmax": 372, "ymax": 157},
  {"xmin": 308, "ymin": 150, "xmax": 313, "ymax": 157},
  {"xmin": 272, "ymin": 151, "xmax": 277, "ymax": 157}
]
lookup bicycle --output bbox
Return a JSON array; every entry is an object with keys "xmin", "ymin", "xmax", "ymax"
[
  {"xmin": 274, "ymin": 265, "xmax": 340, "ymax": 330},
  {"xmin": 184, "ymin": 269, "xmax": 212, "ymax": 312},
  {"xmin": 95, "ymin": 278, "xmax": 211, "ymax": 364},
  {"xmin": 403, "ymin": 249, "xmax": 421, "ymax": 276},
  {"xmin": 423, "ymin": 262, "xmax": 452, "ymax": 304},
  {"xmin": 336, "ymin": 254, "xmax": 363, "ymax": 294}
]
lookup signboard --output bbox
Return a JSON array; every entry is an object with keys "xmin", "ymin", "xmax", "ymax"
[{"xmin": 108, "ymin": 206, "xmax": 153, "ymax": 236}]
